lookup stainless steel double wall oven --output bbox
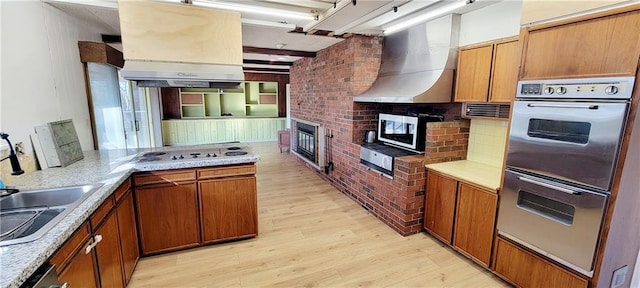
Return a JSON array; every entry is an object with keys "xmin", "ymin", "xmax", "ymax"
[{"xmin": 497, "ymin": 77, "xmax": 635, "ymax": 277}]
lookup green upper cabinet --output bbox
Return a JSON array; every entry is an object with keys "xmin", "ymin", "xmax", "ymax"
[{"xmin": 178, "ymin": 81, "xmax": 278, "ymax": 118}]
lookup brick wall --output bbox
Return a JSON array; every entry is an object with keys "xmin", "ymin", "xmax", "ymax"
[
  {"xmin": 290, "ymin": 35, "xmax": 464, "ymax": 235},
  {"xmin": 425, "ymin": 120, "xmax": 470, "ymax": 164}
]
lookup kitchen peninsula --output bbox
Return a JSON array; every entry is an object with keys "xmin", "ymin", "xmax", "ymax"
[{"xmin": 1, "ymin": 144, "xmax": 258, "ymax": 288}]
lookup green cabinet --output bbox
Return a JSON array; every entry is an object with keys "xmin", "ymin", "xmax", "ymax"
[{"xmin": 179, "ymin": 82, "xmax": 278, "ymax": 118}]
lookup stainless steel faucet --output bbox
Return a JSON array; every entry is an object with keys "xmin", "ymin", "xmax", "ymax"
[{"xmin": 0, "ymin": 132, "xmax": 24, "ymax": 176}]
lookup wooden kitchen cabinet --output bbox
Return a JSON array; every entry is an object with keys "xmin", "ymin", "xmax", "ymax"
[
  {"xmin": 116, "ymin": 187, "xmax": 139, "ymax": 285},
  {"xmin": 488, "ymin": 39, "xmax": 520, "ymax": 103},
  {"xmin": 423, "ymin": 170, "xmax": 499, "ymax": 267},
  {"xmin": 93, "ymin": 208, "xmax": 125, "ymax": 288},
  {"xmin": 423, "ymin": 171, "xmax": 458, "ymax": 243},
  {"xmin": 134, "ymin": 170, "xmax": 200, "ymax": 255},
  {"xmin": 50, "ymin": 223, "xmax": 99, "ymax": 288},
  {"xmin": 453, "ymin": 183, "xmax": 498, "ymax": 266},
  {"xmin": 455, "ymin": 37, "xmax": 520, "ymax": 103},
  {"xmin": 199, "ymin": 176, "xmax": 258, "ymax": 243},
  {"xmin": 521, "ymin": 8, "xmax": 640, "ymax": 79},
  {"xmin": 493, "ymin": 237, "xmax": 588, "ymax": 288},
  {"xmin": 454, "ymin": 44, "xmax": 493, "ymax": 102}
]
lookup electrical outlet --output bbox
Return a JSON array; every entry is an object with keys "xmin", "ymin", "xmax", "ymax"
[
  {"xmin": 14, "ymin": 142, "xmax": 25, "ymax": 155},
  {"xmin": 612, "ymin": 265, "xmax": 628, "ymax": 288}
]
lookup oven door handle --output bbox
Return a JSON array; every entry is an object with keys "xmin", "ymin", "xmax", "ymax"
[
  {"xmin": 518, "ymin": 176, "xmax": 582, "ymax": 195},
  {"xmin": 527, "ymin": 103, "xmax": 599, "ymax": 110}
]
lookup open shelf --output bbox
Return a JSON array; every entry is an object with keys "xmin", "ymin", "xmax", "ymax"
[{"xmin": 177, "ymin": 81, "xmax": 278, "ymax": 118}]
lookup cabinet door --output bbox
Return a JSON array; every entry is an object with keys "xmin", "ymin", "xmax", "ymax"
[
  {"xmin": 117, "ymin": 190, "xmax": 140, "ymax": 284},
  {"xmin": 522, "ymin": 9, "xmax": 640, "ymax": 79},
  {"xmin": 199, "ymin": 176, "xmax": 257, "ymax": 243},
  {"xmin": 452, "ymin": 183, "xmax": 498, "ymax": 266},
  {"xmin": 94, "ymin": 211, "xmax": 125, "ymax": 288},
  {"xmin": 135, "ymin": 182, "xmax": 200, "ymax": 255},
  {"xmin": 56, "ymin": 239, "xmax": 99, "ymax": 288},
  {"xmin": 454, "ymin": 44, "xmax": 494, "ymax": 102},
  {"xmin": 423, "ymin": 171, "xmax": 458, "ymax": 243},
  {"xmin": 489, "ymin": 39, "xmax": 520, "ymax": 103},
  {"xmin": 494, "ymin": 237, "xmax": 588, "ymax": 288}
]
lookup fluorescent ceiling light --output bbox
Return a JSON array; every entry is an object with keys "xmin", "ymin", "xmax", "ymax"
[
  {"xmin": 192, "ymin": 0, "xmax": 316, "ymax": 20},
  {"xmin": 383, "ymin": 0, "xmax": 467, "ymax": 35}
]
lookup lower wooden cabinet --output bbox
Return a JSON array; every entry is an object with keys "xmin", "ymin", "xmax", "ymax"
[
  {"xmin": 199, "ymin": 176, "xmax": 257, "ymax": 243},
  {"xmin": 453, "ymin": 183, "xmax": 498, "ymax": 266},
  {"xmin": 134, "ymin": 164, "xmax": 258, "ymax": 253},
  {"xmin": 423, "ymin": 171, "xmax": 458, "ymax": 243},
  {"xmin": 423, "ymin": 170, "xmax": 498, "ymax": 267},
  {"xmin": 116, "ymin": 189, "xmax": 140, "ymax": 284},
  {"xmin": 50, "ymin": 223, "xmax": 99, "ymax": 288},
  {"xmin": 135, "ymin": 181, "xmax": 200, "ymax": 255},
  {"xmin": 493, "ymin": 237, "xmax": 588, "ymax": 288},
  {"xmin": 93, "ymin": 210, "xmax": 125, "ymax": 288}
]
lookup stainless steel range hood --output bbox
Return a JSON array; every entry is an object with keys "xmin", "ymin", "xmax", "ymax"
[
  {"xmin": 121, "ymin": 61, "xmax": 244, "ymax": 88},
  {"xmin": 353, "ymin": 14, "xmax": 460, "ymax": 103}
]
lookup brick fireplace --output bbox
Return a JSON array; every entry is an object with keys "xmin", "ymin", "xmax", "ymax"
[{"xmin": 290, "ymin": 35, "xmax": 467, "ymax": 235}]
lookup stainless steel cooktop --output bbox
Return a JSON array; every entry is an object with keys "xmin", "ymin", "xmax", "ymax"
[{"xmin": 133, "ymin": 146, "xmax": 250, "ymax": 163}]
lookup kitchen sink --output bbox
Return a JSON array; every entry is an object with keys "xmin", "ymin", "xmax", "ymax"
[{"xmin": 0, "ymin": 184, "xmax": 103, "ymax": 246}]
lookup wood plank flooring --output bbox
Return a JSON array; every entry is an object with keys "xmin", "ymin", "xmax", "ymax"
[{"xmin": 128, "ymin": 142, "xmax": 510, "ymax": 287}]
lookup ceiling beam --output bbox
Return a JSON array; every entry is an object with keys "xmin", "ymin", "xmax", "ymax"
[
  {"xmin": 243, "ymin": 59, "xmax": 294, "ymax": 66},
  {"xmin": 243, "ymin": 67, "xmax": 290, "ymax": 73},
  {"xmin": 243, "ymin": 46, "xmax": 316, "ymax": 57}
]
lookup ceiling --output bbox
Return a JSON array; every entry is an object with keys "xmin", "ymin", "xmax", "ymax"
[{"xmin": 45, "ymin": 0, "xmax": 501, "ymax": 74}]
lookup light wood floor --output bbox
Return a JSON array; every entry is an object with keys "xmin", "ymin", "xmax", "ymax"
[{"xmin": 128, "ymin": 142, "xmax": 510, "ymax": 287}]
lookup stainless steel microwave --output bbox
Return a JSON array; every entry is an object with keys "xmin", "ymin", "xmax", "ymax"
[{"xmin": 377, "ymin": 113, "xmax": 442, "ymax": 152}]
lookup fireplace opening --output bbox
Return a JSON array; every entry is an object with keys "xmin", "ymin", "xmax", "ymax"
[{"xmin": 296, "ymin": 122, "xmax": 316, "ymax": 163}]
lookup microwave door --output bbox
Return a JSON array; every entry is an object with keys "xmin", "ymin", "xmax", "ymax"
[{"xmin": 507, "ymin": 100, "xmax": 628, "ymax": 190}]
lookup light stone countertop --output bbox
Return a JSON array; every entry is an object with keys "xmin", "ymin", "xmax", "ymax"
[
  {"xmin": 1, "ymin": 144, "xmax": 259, "ymax": 288},
  {"xmin": 425, "ymin": 160, "xmax": 503, "ymax": 191}
]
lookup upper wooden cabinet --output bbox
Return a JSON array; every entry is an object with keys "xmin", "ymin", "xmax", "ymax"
[
  {"xmin": 454, "ymin": 44, "xmax": 493, "ymax": 102},
  {"xmin": 454, "ymin": 37, "xmax": 520, "ymax": 103},
  {"xmin": 118, "ymin": 0, "xmax": 242, "ymax": 65},
  {"xmin": 488, "ymin": 39, "xmax": 521, "ymax": 103},
  {"xmin": 521, "ymin": 7, "xmax": 640, "ymax": 79},
  {"xmin": 520, "ymin": 0, "xmax": 629, "ymax": 25}
]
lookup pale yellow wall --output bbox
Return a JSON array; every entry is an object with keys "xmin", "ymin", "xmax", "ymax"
[{"xmin": 466, "ymin": 119, "xmax": 508, "ymax": 168}]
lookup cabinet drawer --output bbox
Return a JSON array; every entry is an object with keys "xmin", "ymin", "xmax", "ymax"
[
  {"xmin": 134, "ymin": 170, "xmax": 196, "ymax": 186},
  {"xmin": 114, "ymin": 179, "xmax": 131, "ymax": 202},
  {"xmin": 493, "ymin": 237, "xmax": 588, "ymax": 288},
  {"xmin": 198, "ymin": 165, "xmax": 256, "ymax": 180},
  {"xmin": 90, "ymin": 195, "xmax": 115, "ymax": 228},
  {"xmin": 50, "ymin": 222, "xmax": 91, "ymax": 273}
]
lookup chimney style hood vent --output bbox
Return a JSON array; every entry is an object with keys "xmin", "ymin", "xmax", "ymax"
[
  {"xmin": 118, "ymin": 0, "xmax": 244, "ymax": 88},
  {"xmin": 353, "ymin": 14, "xmax": 460, "ymax": 103}
]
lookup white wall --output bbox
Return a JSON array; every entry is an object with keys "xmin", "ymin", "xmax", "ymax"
[
  {"xmin": 1, "ymin": 1, "xmax": 107, "ymax": 160},
  {"xmin": 459, "ymin": 1, "xmax": 523, "ymax": 46}
]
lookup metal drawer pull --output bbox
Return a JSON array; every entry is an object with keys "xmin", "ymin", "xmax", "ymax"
[
  {"xmin": 84, "ymin": 234, "xmax": 103, "ymax": 254},
  {"xmin": 527, "ymin": 103, "xmax": 598, "ymax": 110},
  {"xmin": 518, "ymin": 177, "xmax": 581, "ymax": 195}
]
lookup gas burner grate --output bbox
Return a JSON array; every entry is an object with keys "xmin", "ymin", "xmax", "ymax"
[
  {"xmin": 225, "ymin": 151, "xmax": 248, "ymax": 156},
  {"xmin": 142, "ymin": 152, "xmax": 166, "ymax": 157},
  {"xmin": 227, "ymin": 147, "xmax": 242, "ymax": 150}
]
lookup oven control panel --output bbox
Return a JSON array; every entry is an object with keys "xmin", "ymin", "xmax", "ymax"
[{"xmin": 517, "ymin": 77, "xmax": 634, "ymax": 100}]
